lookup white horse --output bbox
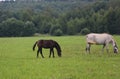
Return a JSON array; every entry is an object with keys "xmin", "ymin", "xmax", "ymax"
[{"xmin": 86, "ymin": 33, "xmax": 118, "ymax": 53}]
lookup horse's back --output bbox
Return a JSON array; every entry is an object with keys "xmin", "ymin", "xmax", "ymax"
[
  {"xmin": 86, "ymin": 33, "xmax": 111, "ymax": 37},
  {"xmin": 37, "ymin": 39, "xmax": 56, "ymax": 48},
  {"xmin": 86, "ymin": 33, "xmax": 113, "ymax": 44}
]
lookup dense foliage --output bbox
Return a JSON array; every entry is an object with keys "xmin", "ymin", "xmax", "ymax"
[{"xmin": 0, "ymin": 0, "xmax": 120, "ymax": 37}]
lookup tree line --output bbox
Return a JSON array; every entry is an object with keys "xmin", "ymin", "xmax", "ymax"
[{"xmin": 0, "ymin": 0, "xmax": 120, "ymax": 37}]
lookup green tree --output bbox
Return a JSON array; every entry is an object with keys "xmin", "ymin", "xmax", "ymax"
[
  {"xmin": 50, "ymin": 23, "xmax": 62, "ymax": 36},
  {"xmin": 80, "ymin": 28, "xmax": 90, "ymax": 35},
  {"xmin": 0, "ymin": 18, "xmax": 24, "ymax": 37},
  {"xmin": 20, "ymin": 10, "xmax": 33, "ymax": 22},
  {"xmin": 105, "ymin": 7, "xmax": 120, "ymax": 34},
  {"xmin": 40, "ymin": 21, "xmax": 51, "ymax": 34},
  {"xmin": 67, "ymin": 19, "xmax": 76, "ymax": 35},
  {"xmin": 23, "ymin": 21, "xmax": 36, "ymax": 36},
  {"xmin": 58, "ymin": 15, "xmax": 68, "ymax": 34},
  {"xmin": 53, "ymin": 29, "xmax": 63, "ymax": 36}
]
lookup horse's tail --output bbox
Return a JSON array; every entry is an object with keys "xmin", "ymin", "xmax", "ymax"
[{"xmin": 33, "ymin": 41, "xmax": 37, "ymax": 51}]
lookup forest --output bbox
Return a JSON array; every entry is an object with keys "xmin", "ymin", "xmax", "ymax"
[{"xmin": 0, "ymin": 0, "xmax": 120, "ymax": 37}]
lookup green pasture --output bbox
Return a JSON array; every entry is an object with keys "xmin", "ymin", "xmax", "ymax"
[{"xmin": 0, "ymin": 36, "xmax": 120, "ymax": 79}]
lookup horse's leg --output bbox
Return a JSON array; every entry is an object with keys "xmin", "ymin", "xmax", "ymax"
[
  {"xmin": 102, "ymin": 44, "xmax": 106, "ymax": 52},
  {"xmin": 105, "ymin": 44, "xmax": 109, "ymax": 53},
  {"xmin": 37, "ymin": 49, "xmax": 39, "ymax": 58},
  {"xmin": 86, "ymin": 44, "xmax": 88, "ymax": 52},
  {"xmin": 52, "ymin": 48, "xmax": 55, "ymax": 58},
  {"xmin": 86, "ymin": 43, "xmax": 91, "ymax": 53},
  {"xmin": 89, "ymin": 44, "xmax": 91, "ymax": 53},
  {"xmin": 40, "ymin": 48, "xmax": 44, "ymax": 58},
  {"xmin": 49, "ymin": 48, "xmax": 52, "ymax": 58}
]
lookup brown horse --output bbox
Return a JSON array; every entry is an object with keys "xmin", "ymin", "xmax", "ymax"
[{"xmin": 33, "ymin": 40, "xmax": 62, "ymax": 58}]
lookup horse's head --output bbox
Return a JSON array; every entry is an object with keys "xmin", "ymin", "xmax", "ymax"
[
  {"xmin": 113, "ymin": 42, "xmax": 118, "ymax": 53},
  {"xmin": 54, "ymin": 41, "xmax": 62, "ymax": 57},
  {"xmin": 58, "ymin": 49, "xmax": 62, "ymax": 57},
  {"xmin": 56, "ymin": 45, "xmax": 62, "ymax": 57}
]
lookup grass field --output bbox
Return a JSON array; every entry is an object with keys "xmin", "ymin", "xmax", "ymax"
[{"xmin": 0, "ymin": 36, "xmax": 120, "ymax": 79}]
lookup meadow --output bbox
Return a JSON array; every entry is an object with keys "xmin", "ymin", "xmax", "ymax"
[{"xmin": 0, "ymin": 36, "xmax": 120, "ymax": 79}]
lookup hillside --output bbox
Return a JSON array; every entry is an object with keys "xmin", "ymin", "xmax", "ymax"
[
  {"xmin": 0, "ymin": 0, "xmax": 104, "ymax": 13},
  {"xmin": 0, "ymin": 0, "xmax": 120, "ymax": 37}
]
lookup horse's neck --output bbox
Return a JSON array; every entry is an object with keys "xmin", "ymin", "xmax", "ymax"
[
  {"xmin": 111, "ymin": 39, "xmax": 116, "ymax": 47},
  {"xmin": 55, "ymin": 43, "xmax": 61, "ymax": 51}
]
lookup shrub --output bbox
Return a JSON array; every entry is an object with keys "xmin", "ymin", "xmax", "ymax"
[
  {"xmin": 50, "ymin": 24, "xmax": 63, "ymax": 36},
  {"xmin": 80, "ymin": 28, "xmax": 90, "ymax": 35},
  {"xmin": 53, "ymin": 29, "xmax": 63, "ymax": 36}
]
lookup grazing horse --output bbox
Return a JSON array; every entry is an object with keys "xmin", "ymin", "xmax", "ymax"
[
  {"xmin": 86, "ymin": 33, "xmax": 118, "ymax": 53},
  {"xmin": 33, "ymin": 40, "xmax": 62, "ymax": 58}
]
